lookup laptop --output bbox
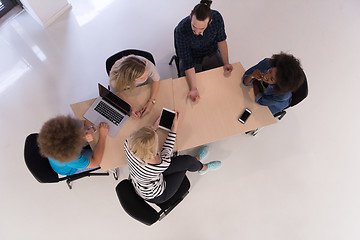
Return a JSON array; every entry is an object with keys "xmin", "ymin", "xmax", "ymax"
[{"xmin": 84, "ymin": 83, "xmax": 131, "ymax": 137}]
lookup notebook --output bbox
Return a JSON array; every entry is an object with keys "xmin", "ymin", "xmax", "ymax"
[{"xmin": 84, "ymin": 83, "xmax": 130, "ymax": 137}]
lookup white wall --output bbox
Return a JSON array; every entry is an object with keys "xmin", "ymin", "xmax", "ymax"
[
  {"xmin": 20, "ymin": 0, "xmax": 71, "ymax": 27},
  {"xmin": 1, "ymin": 0, "xmax": 360, "ymax": 239}
]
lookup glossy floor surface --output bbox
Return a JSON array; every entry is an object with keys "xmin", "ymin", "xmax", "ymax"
[{"xmin": 1, "ymin": 0, "xmax": 360, "ymax": 239}]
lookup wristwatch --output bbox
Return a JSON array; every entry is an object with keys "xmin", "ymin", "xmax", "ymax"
[{"xmin": 149, "ymin": 98, "xmax": 156, "ymax": 104}]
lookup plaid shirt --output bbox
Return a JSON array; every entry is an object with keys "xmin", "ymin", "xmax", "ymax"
[{"xmin": 175, "ymin": 10, "xmax": 227, "ymax": 71}]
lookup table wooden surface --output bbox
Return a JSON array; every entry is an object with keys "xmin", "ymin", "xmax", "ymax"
[
  {"xmin": 71, "ymin": 79, "xmax": 174, "ymax": 170},
  {"xmin": 71, "ymin": 62, "xmax": 276, "ymax": 170},
  {"xmin": 173, "ymin": 62, "xmax": 276, "ymax": 151}
]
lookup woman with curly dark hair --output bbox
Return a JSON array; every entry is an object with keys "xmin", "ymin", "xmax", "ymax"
[
  {"xmin": 37, "ymin": 115, "xmax": 109, "ymax": 175},
  {"xmin": 242, "ymin": 52, "xmax": 305, "ymax": 115}
]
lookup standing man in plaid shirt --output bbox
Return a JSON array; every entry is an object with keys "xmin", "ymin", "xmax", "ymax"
[{"xmin": 175, "ymin": 0, "xmax": 233, "ymax": 102}]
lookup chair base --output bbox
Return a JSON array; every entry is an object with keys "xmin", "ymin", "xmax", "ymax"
[
  {"xmin": 245, "ymin": 128, "xmax": 259, "ymax": 136},
  {"xmin": 169, "ymin": 55, "xmax": 176, "ymax": 65},
  {"xmin": 65, "ymin": 172, "xmax": 110, "ymax": 189},
  {"xmin": 246, "ymin": 110, "xmax": 287, "ymax": 136},
  {"xmin": 62, "ymin": 168, "xmax": 119, "ymax": 189}
]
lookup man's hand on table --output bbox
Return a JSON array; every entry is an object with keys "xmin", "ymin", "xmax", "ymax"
[
  {"xmin": 223, "ymin": 63, "xmax": 233, "ymax": 75},
  {"xmin": 187, "ymin": 88, "xmax": 200, "ymax": 102}
]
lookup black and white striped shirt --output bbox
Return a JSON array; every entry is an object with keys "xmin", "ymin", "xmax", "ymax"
[{"xmin": 124, "ymin": 132, "xmax": 176, "ymax": 200}]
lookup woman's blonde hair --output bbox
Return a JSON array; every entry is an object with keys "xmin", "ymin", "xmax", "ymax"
[
  {"xmin": 37, "ymin": 115, "xmax": 86, "ymax": 162},
  {"xmin": 110, "ymin": 56, "xmax": 146, "ymax": 92},
  {"xmin": 128, "ymin": 126, "xmax": 158, "ymax": 166}
]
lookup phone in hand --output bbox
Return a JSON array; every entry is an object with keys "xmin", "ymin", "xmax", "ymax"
[
  {"xmin": 238, "ymin": 108, "xmax": 252, "ymax": 124},
  {"xmin": 159, "ymin": 108, "xmax": 176, "ymax": 131}
]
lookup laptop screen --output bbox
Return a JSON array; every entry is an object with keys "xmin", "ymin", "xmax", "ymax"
[{"xmin": 98, "ymin": 84, "xmax": 131, "ymax": 115}]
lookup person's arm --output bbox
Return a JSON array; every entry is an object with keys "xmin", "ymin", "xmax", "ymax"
[
  {"xmin": 175, "ymin": 25, "xmax": 199, "ymax": 102},
  {"xmin": 252, "ymin": 81, "xmax": 261, "ymax": 96},
  {"xmin": 160, "ymin": 111, "xmax": 180, "ymax": 159},
  {"xmin": 83, "ymin": 119, "xmax": 96, "ymax": 142},
  {"xmin": 140, "ymin": 80, "xmax": 160, "ymax": 117},
  {"xmin": 243, "ymin": 69, "xmax": 264, "ymax": 85},
  {"xmin": 242, "ymin": 75, "xmax": 254, "ymax": 85},
  {"xmin": 242, "ymin": 58, "xmax": 270, "ymax": 85},
  {"xmin": 185, "ymin": 68, "xmax": 200, "ymax": 102},
  {"xmin": 217, "ymin": 40, "xmax": 233, "ymax": 74},
  {"xmin": 150, "ymin": 80, "xmax": 160, "ymax": 100},
  {"xmin": 255, "ymin": 92, "xmax": 291, "ymax": 116},
  {"xmin": 170, "ymin": 111, "xmax": 180, "ymax": 133},
  {"xmin": 87, "ymin": 122, "xmax": 109, "ymax": 168}
]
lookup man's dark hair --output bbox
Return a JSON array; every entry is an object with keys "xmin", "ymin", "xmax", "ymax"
[
  {"xmin": 270, "ymin": 52, "xmax": 305, "ymax": 94},
  {"xmin": 191, "ymin": 0, "xmax": 213, "ymax": 21}
]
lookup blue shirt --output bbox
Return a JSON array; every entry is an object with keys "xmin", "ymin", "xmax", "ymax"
[
  {"xmin": 48, "ymin": 155, "xmax": 90, "ymax": 176},
  {"xmin": 175, "ymin": 10, "xmax": 227, "ymax": 71},
  {"xmin": 242, "ymin": 58, "xmax": 292, "ymax": 115}
]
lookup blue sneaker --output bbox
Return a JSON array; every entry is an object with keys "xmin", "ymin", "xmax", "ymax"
[
  {"xmin": 199, "ymin": 161, "xmax": 221, "ymax": 175},
  {"xmin": 197, "ymin": 146, "xmax": 209, "ymax": 161}
]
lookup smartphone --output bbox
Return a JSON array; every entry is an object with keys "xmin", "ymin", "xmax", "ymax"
[
  {"xmin": 238, "ymin": 108, "xmax": 252, "ymax": 124},
  {"xmin": 159, "ymin": 108, "xmax": 176, "ymax": 131}
]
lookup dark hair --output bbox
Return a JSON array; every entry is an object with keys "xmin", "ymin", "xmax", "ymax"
[
  {"xmin": 269, "ymin": 52, "xmax": 305, "ymax": 94},
  {"xmin": 191, "ymin": 0, "xmax": 213, "ymax": 21},
  {"xmin": 37, "ymin": 115, "xmax": 86, "ymax": 162}
]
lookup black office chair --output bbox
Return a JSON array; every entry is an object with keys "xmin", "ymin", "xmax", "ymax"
[
  {"xmin": 24, "ymin": 133, "xmax": 117, "ymax": 189},
  {"xmin": 115, "ymin": 176, "xmax": 190, "ymax": 226},
  {"xmin": 105, "ymin": 49, "xmax": 156, "ymax": 76},
  {"xmin": 248, "ymin": 72, "xmax": 308, "ymax": 136},
  {"xmin": 169, "ymin": 29, "xmax": 181, "ymax": 78}
]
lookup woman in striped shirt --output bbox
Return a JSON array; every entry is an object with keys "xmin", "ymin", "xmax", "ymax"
[{"xmin": 125, "ymin": 111, "xmax": 221, "ymax": 204}]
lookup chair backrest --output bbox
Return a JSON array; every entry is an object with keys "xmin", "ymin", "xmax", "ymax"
[
  {"xmin": 172, "ymin": 29, "xmax": 181, "ymax": 78},
  {"xmin": 115, "ymin": 176, "xmax": 190, "ymax": 226},
  {"xmin": 116, "ymin": 179, "xmax": 160, "ymax": 226},
  {"xmin": 289, "ymin": 71, "xmax": 308, "ymax": 108},
  {"xmin": 24, "ymin": 133, "xmax": 60, "ymax": 183},
  {"xmin": 105, "ymin": 49, "xmax": 156, "ymax": 76}
]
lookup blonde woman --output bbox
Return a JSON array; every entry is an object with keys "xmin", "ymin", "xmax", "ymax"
[
  {"xmin": 109, "ymin": 55, "xmax": 160, "ymax": 119},
  {"xmin": 125, "ymin": 111, "xmax": 221, "ymax": 204},
  {"xmin": 37, "ymin": 115, "xmax": 109, "ymax": 175}
]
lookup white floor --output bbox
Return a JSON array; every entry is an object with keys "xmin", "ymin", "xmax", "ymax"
[{"xmin": 1, "ymin": 0, "xmax": 360, "ymax": 239}]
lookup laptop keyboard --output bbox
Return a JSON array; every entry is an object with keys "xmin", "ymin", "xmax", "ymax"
[{"xmin": 94, "ymin": 101, "xmax": 124, "ymax": 126}]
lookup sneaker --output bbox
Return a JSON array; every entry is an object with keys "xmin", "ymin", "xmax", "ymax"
[
  {"xmin": 199, "ymin": 161, "xmax": 221, "ymax": 175},
  {"xmin": 197, "ymin": 146, "xmax": 209, "ymax": 161}
]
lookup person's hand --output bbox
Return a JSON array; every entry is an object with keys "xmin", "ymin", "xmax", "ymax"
[
  {"xmin": 223, "ymin": 64, "xmax": 233, "ymax": 74},
  {"xmin": 84, "ymin": 120, "xmax": 96, "ymax": 142},
  {"xmin": 171, "ymin": 111, "xmax": 180, "ymax": 133},
  {"xmin": 84, "ymin": 133, "xmax": 94, "ymax": 143},
  {"xmin": 187, "ymin": 88, "xmax": 200, "ymax": 102},
  {"xmin": 152, "ymin": 115, "xmax": 161, "ymax": 130},
  {"xmin": 139, "ymin": 101, "xmax": 153, "ymax": 118},
  {"xmin": 131, "ymin": 107, "xmax": 141, "ymax": 119},
  {"xmin": 83, "ymin": 119, "xmax": 93, "ymax": 129},
  {"xmin": 251, "ymin": 69, "xmax": 264, "ymax": 81},
  {"xmin": 98, "ymin": 122, "xmax": 109, "ymax": 137}
]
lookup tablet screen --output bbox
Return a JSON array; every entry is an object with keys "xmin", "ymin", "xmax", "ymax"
[{"xmin": 159, "ymin": 109, "xmax": 175, "ymax": 130}]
